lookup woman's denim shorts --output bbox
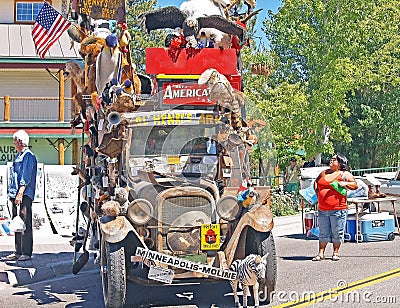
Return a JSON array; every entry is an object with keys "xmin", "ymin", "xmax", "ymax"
[{"xmin": 318, "ymin": 209, "xmax": 348, "ymax": 243}]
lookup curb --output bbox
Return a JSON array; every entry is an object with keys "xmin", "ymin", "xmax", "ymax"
[{"xmin": 4, "ymin": 254, "xmax": 99, "ymax": 287}]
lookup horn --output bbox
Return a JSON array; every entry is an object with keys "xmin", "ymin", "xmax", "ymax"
[{"xmin": 108, "ymin": 111, "xmax": 121, "ymax": 126}]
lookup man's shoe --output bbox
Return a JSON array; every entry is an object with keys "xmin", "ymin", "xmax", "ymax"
[
  {"xmin": 17, "ymin": 255, "xmax": 31, "ymax": 261},
  {"xmin": 5, "ymin": 253, "xmax": 21, "ymax": 260}
]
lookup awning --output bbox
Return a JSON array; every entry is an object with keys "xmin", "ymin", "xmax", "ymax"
[
  {"xmin": 0, "ymin": 128, "xmax": 83, "ymax": 139},
  {"xmin": 0, "ymin": 24, "xmax": 81, "ymax": 68}
]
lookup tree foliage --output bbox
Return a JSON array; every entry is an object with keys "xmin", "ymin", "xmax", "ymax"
[
  {"xmin": 243, "ymin": 0, "xmax": 400, "ymax": 168},
  {"xmin": 126, "ymin": 0, "xmax": 166, "ymax": 72}
]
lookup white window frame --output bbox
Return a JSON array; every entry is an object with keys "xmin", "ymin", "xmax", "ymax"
[{"xmin": 15, "ymin": 1, "xmax": 51, "ymax": 23}]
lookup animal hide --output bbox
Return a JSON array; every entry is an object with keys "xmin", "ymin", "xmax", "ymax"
[
  {"xmin": 79, "ymin": 36, "xmax": 105, "ymax": 94},
  {"xmin": 111, "ymin": 94, "xmax": 136, "ymax": 113},
  {"xmin": 101, "ymin": 200, "xmax": 121, "ymax": 216},
  {"xmin": 79, "ymin": 36, "xmax": 105, "ymax": 66},
  {"xmin": 198, "ymin": 68, "xmax": 245, "ymax": 113},
  {"xmin": 65, "ymin": 61, "xmax": 85, "ymax": 92}
]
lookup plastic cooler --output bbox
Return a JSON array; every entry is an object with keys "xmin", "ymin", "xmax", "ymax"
[
  {"xmin": 344, "ymin": 214, "xmax": 356, "ymax": 242},
  {"xmin": 304, "ymin": 211, "xmax": 316, "ymax": 233},
  {"xmin": 359, "ymin": 212, "xmax": 396, "ymax": 242}
]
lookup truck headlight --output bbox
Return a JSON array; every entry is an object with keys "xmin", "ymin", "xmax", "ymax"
[
  {"xmin": 216, "ymin": 195, "xmax": 240, "ymax": 221},
  {"xmin": 126, "ymin": 199, "xmax": 153, "ymax": 225}
]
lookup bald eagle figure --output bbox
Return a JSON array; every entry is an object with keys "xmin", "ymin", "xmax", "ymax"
[{"xmin": 140, "ymin": 6, "xmax": 247, "ymax": 46}]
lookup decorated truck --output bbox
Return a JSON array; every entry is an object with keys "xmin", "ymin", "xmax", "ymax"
[{"xmin": 68, "ymin": 2, "xmax": 276, "ymax": 308}]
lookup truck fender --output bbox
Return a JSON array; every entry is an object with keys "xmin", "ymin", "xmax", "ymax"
[
  {"xmin": 223, "ymin": 203, "xmax": 274, "ymax": 266},
  {"xmin": 99, "ymin": 216, "xmax": 145, "ymax": 246}
]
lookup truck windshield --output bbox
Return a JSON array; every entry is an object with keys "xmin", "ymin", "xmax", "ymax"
[{"xmin": 128, "ymin": 125, "xmax": 218, "ymax": 178}]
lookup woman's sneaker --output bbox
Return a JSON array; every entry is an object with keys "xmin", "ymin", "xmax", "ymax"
[{"xmin": 5, "ymin": 253, "xmax": 21, "ymax": 260}]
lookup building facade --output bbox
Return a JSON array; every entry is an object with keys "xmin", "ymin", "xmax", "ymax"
[{"xmin": 0, "ymin": 0, "xmax": 83, "ymax": 165}]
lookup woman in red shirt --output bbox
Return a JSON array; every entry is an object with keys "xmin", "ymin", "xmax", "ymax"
[{"xmin": 312, "ymin": 153, "xmax": 358, "ymax": 261}]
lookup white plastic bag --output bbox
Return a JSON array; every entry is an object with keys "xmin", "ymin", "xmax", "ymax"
[{"xmin": 9, "ymin": 216, "xmax": 26, "ymax": 233}]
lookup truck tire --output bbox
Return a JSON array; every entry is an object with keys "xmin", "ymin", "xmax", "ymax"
[
  {"xmin": 258, "ymin": 232, "xmax": 277, "ymax": 304},
  {"xmin": 101, "ymin": 240, "xmax": 126, "ymax": 308},
  {"xmin": 245, "ymin": 229, "xmax": 277, "ymax": 304}
]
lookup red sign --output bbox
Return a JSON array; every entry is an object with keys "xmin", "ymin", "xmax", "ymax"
[{"xmin": 162, "ymin": 83, "xmax": 216, "ymax": 106}]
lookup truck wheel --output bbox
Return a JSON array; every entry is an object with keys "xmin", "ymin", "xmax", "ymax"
[
  {"xmin": 245, "ymin": 229, "xmax": 277, "ymax": 304},
  {"xmin": 388, "ymin": 232, "xmax": 395, "ymax": 241},
  {"xmin": 258, "ymin": 232, "xmax": 277, "ymax": 304},
  {"xmin": 101, "ymin": 240, "xmax": 126, "ymax": 308}
]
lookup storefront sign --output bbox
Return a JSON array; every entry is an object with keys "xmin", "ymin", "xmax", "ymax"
[
  {"xmin": 78, "ymin": 0, "xmax": 125, "ymax": 21},
  {"xmin": 135, "ymin": 247, "xmax": 237, "ymax": 280},
  {"xmin": 0, "ymin": 146, "xmax": 17, "ymax": 163}
]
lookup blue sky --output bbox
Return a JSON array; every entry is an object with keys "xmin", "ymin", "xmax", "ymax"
[{"xmin": 157, "ymin": 0, "xmax": 282, "ymax": 45}]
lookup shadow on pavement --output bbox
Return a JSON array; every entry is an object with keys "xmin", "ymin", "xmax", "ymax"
[
  {"xmin": 280, "ymin": 256, "xmax": 311, "ymax": 261},
  {"xmin": 10, "ymin": 271, "xmax": 104, "ymax": 308},
  {"xmin": 283, "ymin": 233, "xmax": 316, "ymax": 240}
]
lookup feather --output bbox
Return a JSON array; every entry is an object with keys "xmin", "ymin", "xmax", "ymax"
[
  {"xmin": 140, "ymin": 6, "xmax": 247, "ymax": 46},
  {"xmin": 140, "ymin": 6, "xmax": 186, "ymax": 33},
  {"xmin": 198, "ymin": 15, "xmax": 247, "ymax": 44}
]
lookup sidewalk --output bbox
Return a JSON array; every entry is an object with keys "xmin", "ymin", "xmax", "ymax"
[{"xmin": 0, "ymin": 227, "xmax": 98, "ymax": 287}]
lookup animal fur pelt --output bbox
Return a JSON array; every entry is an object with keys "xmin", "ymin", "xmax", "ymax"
[
  {"xmin": 180, "ymin": 0, "xmax": 232, "ymax": 47},
  {"xmin": 198, "ymin": 68, "xmax": 245, "ymax": 114},
  {"xmin": 72, "ymin": 92, "xmax": 86, "ymax": 114},
  {"xmin": 228, "ymin": 0, "xmax": 257, "ymax": 14},
  {"xmin": 79, "ymin": 36, "xmax": 106, "ymax": 94},
  {"xmin": 101, "ymin": 200, "xmax": 121, "ymax": 217},
  {"xmin": 67, "ymin": 22, "xmax": 88, "ymax": 44},
  {"xmin": 79, "ymin": 36, "xmax": 106, "ymax": 66},
  {"xmin": 111, "ymin": 93, "xmax": 136, "ymax": 113},
  {"xmin": 64, "ymin": 60, "xmax": 85, "ymax": 92}
]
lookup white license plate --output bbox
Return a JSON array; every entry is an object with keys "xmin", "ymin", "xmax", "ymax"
[{"xmin": 148, "ymin": 265, "xmax": 174, "ymax": 284}]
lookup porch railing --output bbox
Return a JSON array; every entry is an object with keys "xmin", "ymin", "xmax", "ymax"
[
  {"xmin": 1, "ymin": 96, "xmax": 74, "ymax": 122},
  {"xmin": 351, "ymin": 166, "xmax": 398, "ymax": 177}
]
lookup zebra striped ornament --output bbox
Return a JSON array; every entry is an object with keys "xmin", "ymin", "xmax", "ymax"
[{"xmin": 230, "ymin": 253, "xmax": 269, "ymax": 308}]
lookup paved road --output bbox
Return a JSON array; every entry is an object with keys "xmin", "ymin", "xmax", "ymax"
[{"xmin": 1, "ymin": 210, "xmax": 399, "ymax": 307}]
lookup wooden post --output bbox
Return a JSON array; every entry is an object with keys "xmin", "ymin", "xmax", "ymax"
[
  {"xmin": 4, "ymin": 95, "xmax": 10, "ymax": 122},
  {"xmin": 59, "ymin": 69, "xmax": 65, "ymax": 122},
  {"xmin": 58, "ymin": 138, "xmax": 65, "ymax": 165},
  {"xmin": 72, "ymin": 138, "xmax": 79, "ymax": 165},
  {"xmin": 85, "ymin": 55, "xmax": 89, "ymax": 87}
]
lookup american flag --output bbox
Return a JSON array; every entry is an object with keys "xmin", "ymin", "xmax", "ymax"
[{"xmin": 32, "ymin": 2, "xmax": 70, "ymax": 58}]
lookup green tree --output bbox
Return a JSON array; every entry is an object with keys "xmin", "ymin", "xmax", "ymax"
[
  {"xmin": 126, "ymin": 0, "xmax": 166, "ymax": 72},
  {"xmin": 244, "ymin": 0, "xmax": 400, "ymax": 168},
  {"xmin": 338, "ymin": 87, "xmax": 400, "ymax": 168}
]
